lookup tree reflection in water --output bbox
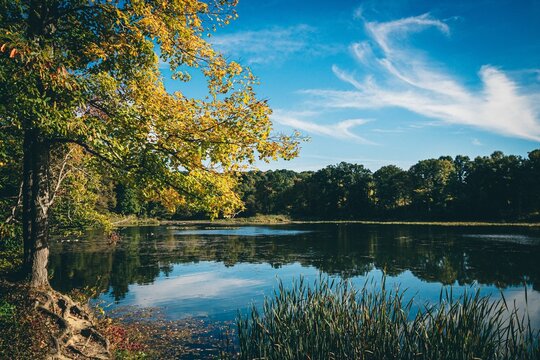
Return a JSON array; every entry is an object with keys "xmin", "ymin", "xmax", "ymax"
[{"xmin": 48, "ymin": 224, "xmax": 540, "ymax": 303}]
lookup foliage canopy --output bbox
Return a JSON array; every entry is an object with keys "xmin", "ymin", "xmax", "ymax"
[{"xmin": 0, "ymin": 0, "xmax": 298, "ymax": 219}]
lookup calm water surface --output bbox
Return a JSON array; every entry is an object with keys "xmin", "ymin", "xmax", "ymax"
[{"xmin": 49, "ymin": 224, "xmax": 540, "ymax": 327}]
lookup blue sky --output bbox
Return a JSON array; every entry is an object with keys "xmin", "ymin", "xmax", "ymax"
[{"xmin": 165, "ymin": 0, "xmax": 540, "ymax": 171}]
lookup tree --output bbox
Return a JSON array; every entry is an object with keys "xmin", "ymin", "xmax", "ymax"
[
  {"xmin": 291, "ymin": 163, "xmax": 373, "ymax": 219},
  {"xmin": 115, "ymin": 183, "xmax": 142, "ymax": 215},
  {"xmin": 0, "ymin": 126, "xmax": 22, "ymax": 240},
  {"xmin": 408, "ymin": 157, "xmax": 456, "ymax": 217},
  {"xmin": 525, "ymin": 150, "xmax": 540, "ymax": 218},
  {"xmin": 49, "ymin": 147, "xmax": 114, "ymax": 232},
  {"xmin": 0, "ymin": 0, "xmax": 298, "ymax": 288},
  {"xmin": 373, "ymin": 165, "xmax": 410, "ymax": 215},
  {"xmin": 465, "ymin": 152, "xmax": 524, "ymax": 220},
  {"xmin": 445, "ymin": 155, "xmax": 471, "ymax": 217},
  {"xmin": 236, "ymin": 169, "xmax": 299, "ymax": 216},
  {"xmin": 236, "ymin": 170, "xmax": 266, "ymax": 216}
]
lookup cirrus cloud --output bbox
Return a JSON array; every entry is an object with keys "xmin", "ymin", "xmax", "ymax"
[
  {"xmin": 211, "ymin": 25, "xmax": 342, "ymax": 65},
  {"xmin": 302, "ymin": 13, "xmax": 540, "ymax": 142},
  {"xmin": 272, "ymin": 109, "xmax": 375, "ymax": 144}
]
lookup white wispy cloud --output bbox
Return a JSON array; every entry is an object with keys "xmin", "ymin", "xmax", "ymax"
[
  {"xmin": 366, "ymin": 13, "xmax": 449, "ymax": 54},
  {"xmin": 211, "ymin": 25, "xmax": 341, "ymax": 65},
  {"xmin": 472, "ymin": 138, "xmax": 483, "ymax": 146},
  {"xmin": 303, "ymin": 13, "xmax": 540, "ymax": 142},
  {"xmin": 272, "ymin": 109, "xmax": 375, "ymax": 144},
  {"xmin": 371, "ymin": 128, "xmax": 405, "ymax": 133}
]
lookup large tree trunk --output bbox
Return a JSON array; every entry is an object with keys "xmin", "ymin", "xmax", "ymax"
[{"xmin": 22, "ymin": 129, "xmax": 51, "ymax": 288}]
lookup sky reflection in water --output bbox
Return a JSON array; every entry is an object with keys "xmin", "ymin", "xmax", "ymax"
[{"xmin": 49, "ymin": 224, "xmax": 540, "ymax": 326}]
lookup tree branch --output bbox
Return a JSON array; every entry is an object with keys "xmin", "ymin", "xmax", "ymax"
[
  {"xmin": 50, "ymin": 138, "xmax": 135, "ymax": 171},
  {"xmin": 47, "ymin": 148, "xmax": 75, "ymax": 208},
  {"xmin": 4, "ymin": 181, "xmax": 23, "ymax": 225}
]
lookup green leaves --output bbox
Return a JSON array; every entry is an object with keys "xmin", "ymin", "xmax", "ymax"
[{"xmin": 0, "ymin": 0, "xmax": 299, "ymax": 219}]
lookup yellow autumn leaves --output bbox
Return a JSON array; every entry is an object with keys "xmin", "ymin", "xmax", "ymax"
[{"xmin": 0, "ymin": 0, "xmax": 299, "ymax": 218}]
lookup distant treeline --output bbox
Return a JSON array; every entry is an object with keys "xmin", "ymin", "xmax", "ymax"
[
  {"xmin": 4, "ymin": 150, "xmax": 537, "ymax": 228},
  {"xmin": 112, "ymin": 149, "xmax": 540, "ymax": 222},
  {"xmin": 234, "ymin": 150, "xmax": 540, "ymax": 221}
]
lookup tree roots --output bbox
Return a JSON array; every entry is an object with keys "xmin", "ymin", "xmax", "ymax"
[{"xmin": 32, "ymin": 288, "xmax": 110, "ymax": 359}]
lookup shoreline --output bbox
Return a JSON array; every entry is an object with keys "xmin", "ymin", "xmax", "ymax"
[{"xmin": 112, "ymin": 216, "xmax": 540, "ymax": 228}]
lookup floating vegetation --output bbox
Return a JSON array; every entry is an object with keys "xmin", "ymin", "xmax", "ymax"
[
  {"xmin": 234, "ymin": 276, "xmax": 540, "ymax": 360},
  {"xmin": 106, "ymin": 306, "xmax": 232, "ymax": 359}
]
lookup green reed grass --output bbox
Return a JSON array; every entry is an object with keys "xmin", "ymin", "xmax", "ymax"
[{"xmin": 235, "ymin": 276, "xmax": 539, "ymax": 360}]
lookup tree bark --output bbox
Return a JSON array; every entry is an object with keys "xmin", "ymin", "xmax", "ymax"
[{"xmin": 22, "ymin": 129, "xmax": 51, "ymax": 288}]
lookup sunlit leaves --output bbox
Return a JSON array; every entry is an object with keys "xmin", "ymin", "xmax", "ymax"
[{"xmin": 0, "ymin": 0, "xmax": 299, "ymax": 219}]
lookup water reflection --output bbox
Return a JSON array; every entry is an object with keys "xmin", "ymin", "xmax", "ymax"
[
  {"xmin": 175, "ymin": 226, "xmax": 310, "ymax": 236},
  {"xmin": 48, "ymin": 224, "xmax": 540, "ymax": 322},
  {"xmin": 129, "ymin": 270, "xmax": 263, "ymax": 306}
]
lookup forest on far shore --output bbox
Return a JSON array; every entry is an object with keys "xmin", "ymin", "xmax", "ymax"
[
  {"xmin": 237, "ymin": 150, "xmax": 540, "ymax": 222},
  {"xmin": 4, "ymin": 149, "xmax": 537, "ymax": 229}
]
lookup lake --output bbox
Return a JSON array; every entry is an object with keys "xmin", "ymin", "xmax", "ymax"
[{"xmin": 48, "ymin": 224, "xmax": 540, "ymax": 355}]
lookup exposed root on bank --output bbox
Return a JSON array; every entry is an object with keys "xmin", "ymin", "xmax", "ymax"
[{"xmin": 31, "ymin": 288, "xmax": 110, "ymax": 359}]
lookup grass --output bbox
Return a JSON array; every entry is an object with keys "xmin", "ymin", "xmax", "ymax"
[
  {"xmin": 287, "ymin": 220, "xmax": 540, "ymax": 227},
  {"xmin": 105, "ymin": 211, "xmax": 540, "ymax": 227},
  {"xmin": 157, "ymin": 216, "xmax": 540, "ymax": 227},
  {"xmin": 216, "ymin": 214, "xmax": 292, "ymax": 224},
  {"xmin": 234, "ymin": 276, "xmax": 540, "ymax": 360},
  {"xmin": 156, "ymin": 214, "xmax": 293, "ymax": 226},
  {"xmin": 110, "ymin": 214, "xmax": 161, "ymax": 227}
]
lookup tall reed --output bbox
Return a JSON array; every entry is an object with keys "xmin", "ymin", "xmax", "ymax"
[{"xmin": 235, "ymin": 276, "xmax": 539, "ymax": 359}]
